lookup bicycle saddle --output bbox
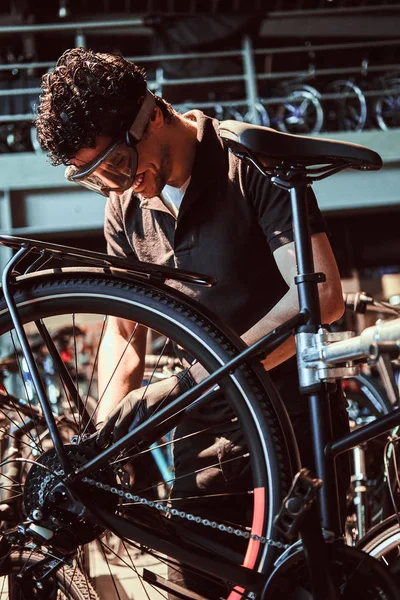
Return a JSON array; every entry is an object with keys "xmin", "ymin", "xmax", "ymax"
[{"xmin": 218, "ymin": 120, "xmax": 383, "ymax": 171}]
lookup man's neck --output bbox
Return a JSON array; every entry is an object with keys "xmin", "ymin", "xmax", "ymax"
[{"xmin": 167, "ymin": 115, "xmax": 198, "ymax": 188}]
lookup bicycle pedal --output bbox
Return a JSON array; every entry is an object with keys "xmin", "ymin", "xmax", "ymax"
[{"xmin": 273, "ymin": 468, "xmax": 322, "ymax": 541}]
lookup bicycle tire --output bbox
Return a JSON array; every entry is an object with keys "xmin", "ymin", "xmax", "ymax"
[
  {"xmin": 356, "ymin": 514, "xmax": 400, "ymax": 585},
  {"xmin": 0, "ymin": 268, "xmax": 297, "ymax": 598},
  {"xmin": 265, "ymin": 543, "xmax": 400, "ymax": 599},
  {"xmin": 0, "ymin": 548, "xmax": 98, "ymax": 599}
]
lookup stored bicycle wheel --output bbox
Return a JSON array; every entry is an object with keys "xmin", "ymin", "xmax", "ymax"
[
  {"xmin": 0, "ymin": 548, "xmax": 98, "ymax": 599},
  {"xmin": 373, "ymin": 74, "xmax": 400, "ymax": 131},
  {"xmin": 322, "ymin": 79, "xmax": 367, "ymax": 132},
  {"xmin": 0, "ymin": 268, "xmax": 296, "ymax": 599},
  {"xmin": 272, "ymin": 84, "xmax": 324, "ymax": 135}
]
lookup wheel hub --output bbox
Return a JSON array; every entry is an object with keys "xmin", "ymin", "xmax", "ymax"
[{"xmin": 24, "ymin": 444, "xmax": 118, "ymax": 550}]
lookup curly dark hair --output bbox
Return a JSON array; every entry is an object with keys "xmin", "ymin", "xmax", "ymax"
[{"xmin": 35, "ymin": 47, "xmax": 174, "ymax": 166}]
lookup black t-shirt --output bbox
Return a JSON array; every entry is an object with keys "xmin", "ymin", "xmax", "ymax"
[
  {"xmin": 105, "ymin": 111, "xmax": 326, "ymax": 335},
  {"xmin": 104, "ymin": 111, "xmax": 328, "ymax": 414}
]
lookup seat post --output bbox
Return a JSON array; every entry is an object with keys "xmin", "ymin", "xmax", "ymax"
[
  {"xmin": 289, "ymin": 180, "xmax": 342, "ymax": 534},
  {"xmin": 289, "ymin": 180, "xmax": 342, "ymax": 600},
  {"xmin": 290, "ymin": 182, "xmax": 322, "ymax": 326}
]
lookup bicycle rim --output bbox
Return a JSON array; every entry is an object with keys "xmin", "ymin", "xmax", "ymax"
[
  {"xmin": 0, "ymin": 269, "xmax": 294, "ymax": 599},
  {"xmin": 357, "ymin": 515, "xmax": 400, "ymax": 585}
]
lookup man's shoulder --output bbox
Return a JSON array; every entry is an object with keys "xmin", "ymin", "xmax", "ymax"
[
  {"xmin": 189, "ymin": 110, "xmax": 244, "ymax": 180},
  {"xmin": 105, "ymin": 190, "xmax": 138, "ymax": 217}
]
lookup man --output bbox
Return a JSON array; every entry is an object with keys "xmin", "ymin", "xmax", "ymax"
[{"xmin": 35, "ymin": 47, "xmax": 348, "ymax": 597}]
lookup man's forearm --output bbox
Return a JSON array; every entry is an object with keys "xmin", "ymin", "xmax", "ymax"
[
  {"xmin": 241, "ymin": 280, "xmax": 343, "ymax": 371},
  {"xmin": 241, "ymin": 287, "xmax": 299, "ymax": 370},
  {"xmin": 97, "ymin": 322, "xmax": 147, "ymax": 422}
]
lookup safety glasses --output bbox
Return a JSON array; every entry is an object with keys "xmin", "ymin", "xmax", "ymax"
[{"xmin": 65, "ymin": 89, "xmax": 156, "ymax": 197}]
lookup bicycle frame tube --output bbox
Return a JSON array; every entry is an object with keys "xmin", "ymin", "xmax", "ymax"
[
  {"xmin": 1, "ymin": 246, "xmax": 73, "ymax": 475},
  {"xmin": 89, "ymin": 505, "xmax": 266, "ymax": 595},
  {"xmin": 327, "ymin": 407, "xmax": 400, "ymax": 457}
]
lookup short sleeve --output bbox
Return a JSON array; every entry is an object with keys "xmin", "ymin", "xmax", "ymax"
[
  {"xmin": 104, "ymin": 195, "xmax": 137, "ymax": 259},
  {"xmin": 245, "ymin": 165, "xmax": 327, "ymax": 252}
]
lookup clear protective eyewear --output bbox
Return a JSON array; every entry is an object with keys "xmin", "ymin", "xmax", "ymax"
[{"xmin": 65, "ymin": 90, "xmax": 156, "ymax": 197}]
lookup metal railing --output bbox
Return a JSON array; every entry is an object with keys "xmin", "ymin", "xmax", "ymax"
[{"xmin": 0, "ymin": 17, "xmax": 398, "ymax": 135}]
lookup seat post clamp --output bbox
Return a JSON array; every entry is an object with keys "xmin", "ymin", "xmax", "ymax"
[{"xmin": 295, "ymin": 272, "xmax": 326, "ymax": 285}]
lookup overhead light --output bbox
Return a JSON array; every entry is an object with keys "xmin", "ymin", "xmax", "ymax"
[{"xmin": 59, "ymin": 0, "xmax": 70, "ymax": 19}]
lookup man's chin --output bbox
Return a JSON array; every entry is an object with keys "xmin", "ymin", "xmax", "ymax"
[
  {"xmin": 141, "ymin": 184, "xmax": 164, "ymax": 199},
  {"xmin": 140, "ymin": 190, "xmax": 156, "ymax": 199}
]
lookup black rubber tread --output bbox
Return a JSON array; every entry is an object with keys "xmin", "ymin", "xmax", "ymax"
[
  {"xmin": 3, "ymin": 549, "xmax": 99, "ymax": 599},
  {"xmin": 9, "ymin": 269, "xmax": 296, "ymax": 493},
  {"xmin": 0, "ymin": 269, "xmax": 297, "ymax": 575}
]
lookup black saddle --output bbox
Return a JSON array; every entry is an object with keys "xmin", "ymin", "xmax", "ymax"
[{"xmin": 218, "ymin": 120, "xmax": 382, "ymax": 171}]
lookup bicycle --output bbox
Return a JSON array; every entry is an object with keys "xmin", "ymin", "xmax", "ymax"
[
  {"xmin": 0, "ymin": 120, "xmax": 398, "ymax": 599},
  {"xmin": 337, "ymin": 293, "xmax": 400, "ymax": 544}
]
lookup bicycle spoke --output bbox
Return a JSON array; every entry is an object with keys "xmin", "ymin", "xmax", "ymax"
[
  {"xmin": 9, "ymin": 332, "xmax": 45, "ymax": 453},
  {"xmin": 135, "ymin": 452, "xmax": 249, "ymax": 497},
  {"xmin": 82, "ymin": 315, "xmax": 107, "ymax": 433},
  {"xmin": 0, "ymin": 426, "xmax": 41, "ymax": 455},
  {"xmin": 72, "ymin": 315, "xmax": 81, "ymax": 434},
  {"xmin": 110, "ymin": 414, "xmax": 233, "ymax": 466},
  {"xmin": 82, "ymin": 321, "xmax": 141, "ymax": 435},
  {"xmin": 98, "ymin": 541, "xmax": 123, "ymax": 600},
  {"xmin": 142, "ymin": 337, "xmax": 170, "ymax": 392}
]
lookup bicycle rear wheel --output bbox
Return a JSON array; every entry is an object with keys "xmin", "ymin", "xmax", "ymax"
[{"xmin": 0, "ymin": 269, "xmax": 296, "ymax": 599}]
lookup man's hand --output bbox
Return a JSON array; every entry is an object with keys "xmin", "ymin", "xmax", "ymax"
[{"xmin": 96, "ymin": 371, "xmax": 195, "ymax": 447}]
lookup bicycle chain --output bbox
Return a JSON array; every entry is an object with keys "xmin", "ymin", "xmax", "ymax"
[{"xmin": 81, "ymin": 476, "xmax": 289, "ymax": 550}]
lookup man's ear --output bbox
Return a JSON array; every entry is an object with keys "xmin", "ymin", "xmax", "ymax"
[{"xmin": 148, "ymin": 105, "xmax": 164, "ymax": 130}]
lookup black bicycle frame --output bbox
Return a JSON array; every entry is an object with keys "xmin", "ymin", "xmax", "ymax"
[{"xmin": 2, "ymin": 181, "xmax": 400, "ymax": 596}]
